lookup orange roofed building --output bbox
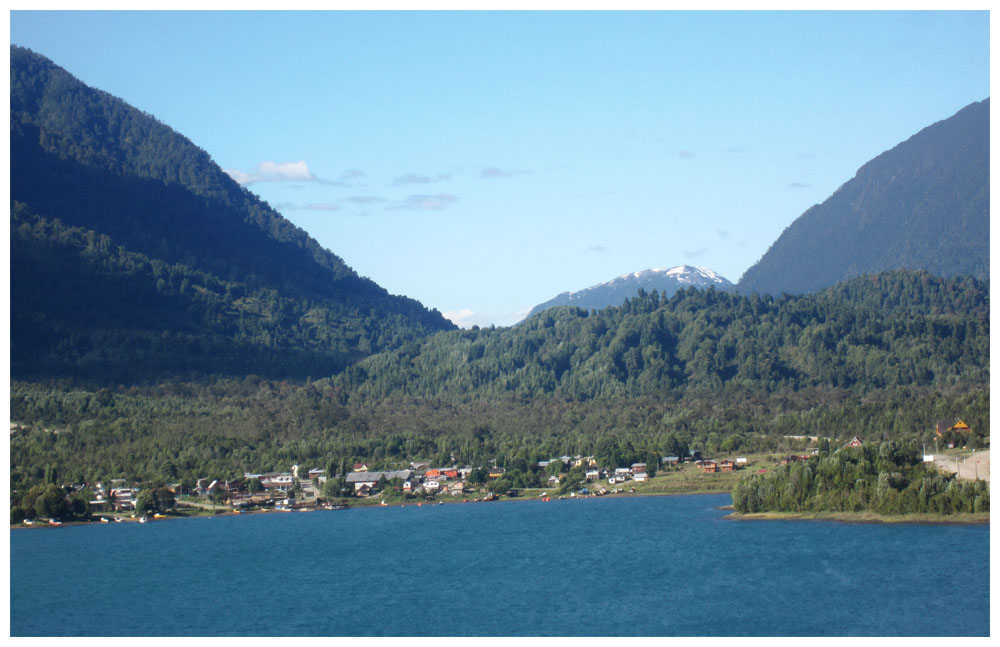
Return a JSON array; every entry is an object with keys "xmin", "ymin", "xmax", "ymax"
[{"xmin": 936, "ymin": 419, "xmax": 971, "ymax": 437}]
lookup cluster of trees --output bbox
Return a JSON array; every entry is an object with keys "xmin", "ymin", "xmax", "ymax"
[
  {"xmin": 731, "ymin": 441, "xmax": 989, "ymax": 515},
  {"xmin": 9, "ymin": 481, "xmax": 177, "ymax": 524},
  {"xmin": 340, "ymin": 271, "xmax": 988, "ymax": 400},
  {"xmin": 10, "ymin": 483, "xmax": 92, "ymax": 524}
]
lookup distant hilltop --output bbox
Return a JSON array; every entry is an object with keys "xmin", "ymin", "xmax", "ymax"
[{"xmin": 525, "ymin": 265, "xmax": 734, "ymax": 320}]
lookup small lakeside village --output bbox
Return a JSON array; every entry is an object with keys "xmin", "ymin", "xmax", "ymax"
[
  {"xmin": 23, "ymin": 451, "xmax": 773, "ymax": 525},
  {"xmin": 15, "ymin": 420, "xmax": 988, "ymax": 526}
]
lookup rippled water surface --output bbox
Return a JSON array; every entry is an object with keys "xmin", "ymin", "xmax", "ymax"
[{"xmin": 10, "ymin": 494, "xmax": 989, "ymax": 636}]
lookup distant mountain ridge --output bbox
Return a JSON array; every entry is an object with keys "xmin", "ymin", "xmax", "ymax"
[
  {"xmin": 738, "ymin": 99, "xmax": 989, "ymax": 296},
  {"xmin": 525, "ymin": 265, "xmax": 734, "ymax": 319},
  {"xmin": 10, "ymin": 45, "xmax": 455, "ymax": 382}
]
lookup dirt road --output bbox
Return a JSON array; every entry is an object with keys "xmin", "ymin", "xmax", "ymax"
[{"xmin": 932, "ymin": 450, "xmax": 990, "ymax": 482}]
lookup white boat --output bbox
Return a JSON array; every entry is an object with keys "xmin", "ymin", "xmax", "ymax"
[{"xmin": 138, "ymin": 516, "xmax": 147, "ymax": 523}]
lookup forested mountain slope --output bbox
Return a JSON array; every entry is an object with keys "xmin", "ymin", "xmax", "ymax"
[
  {"xmin": 738, "ymin": 99, "xmax": 989, "ymax": 296},
  {"xmin": 12, "ymin": 269, "xmax": 986, "ymax": 489},
  {"xmin": 10, "ymin": 46, "xmax": 454, "ymax": 382},
  {"xmin": 337, "ymin": 271, "xmax": 989, "ymax": 401}
]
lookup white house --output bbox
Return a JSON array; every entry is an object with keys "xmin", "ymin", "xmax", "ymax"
[{"xmin": 259, "ymin": 473, "xmax": 294, "ymax": 490}]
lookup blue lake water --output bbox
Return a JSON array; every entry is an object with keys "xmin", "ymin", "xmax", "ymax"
[{"xmin": 10, "ymin": 493, "xmax": 990, "ymax": 636}]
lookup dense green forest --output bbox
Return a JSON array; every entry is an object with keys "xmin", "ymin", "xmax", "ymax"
[
  {"xmin": 731, "ymin": 441, "xmax": 989, "ymax": 515},
  {"xmin": 11, "ymin": 202, "xmax": 448, "ymax": 381},
  {"xmin": 11, "ymin": 46, "xmax": 454, "ymax": 382},
  {"xmin": 10, "ymin": 378, "xmax": 987, "ymax": 493},
  {"xmin": 738, "ymin": 98, "xmax": 989, "ymax": 295},
  {"xmin": 10, "ymin": 272, "xmax": 988, "ymax": 496},
  {"xmin": 337, "ymin": 271, "xmax": 988, "ymax": 401}
]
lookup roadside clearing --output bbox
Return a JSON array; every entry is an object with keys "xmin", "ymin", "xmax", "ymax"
[{"xmin": 932, "ymin": 450, "xmax": 989, "ymax": 482}]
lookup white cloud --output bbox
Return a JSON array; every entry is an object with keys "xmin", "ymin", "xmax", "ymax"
[
  {"xmin": 392, "ymin": 172, "xmax": 452, "ymax": 186},
  {"xmin": 273, "ymin": 202, "xmax": 341, "ymax": 212},
  {"xmin": 302, "ymin": 203, "xmax": 341, "ymax": 212},
  {"xmin": 325, "ymin": 169, "xmax": 368, "ymax": 187},
  {"xmin": 389, "ymin": 194, "xmax": 459, "ymax": 211},
  {"xmin": 224, "ymin": 160, "xmax": 317, "ymax": 185},
  {"xmin": 480, "ymin": 167, "xmax": 530, "ymax": 179}
]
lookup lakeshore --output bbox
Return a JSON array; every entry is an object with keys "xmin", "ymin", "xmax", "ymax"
[
  {"xmin": 14, "ymin": 448, "xmax": 989, "ymax": 529},
  {"xmin": 725, "ymin": 509, "xmax": 989, "ymax": 524},
  {"xmin": 15, "ymin": 485, "xmax": 990, "ymax": 528}
]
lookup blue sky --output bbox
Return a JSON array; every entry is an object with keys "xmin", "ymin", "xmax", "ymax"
[{"xmin": 10, "ymin": 10, "xmax": 990, "ymax": 327}]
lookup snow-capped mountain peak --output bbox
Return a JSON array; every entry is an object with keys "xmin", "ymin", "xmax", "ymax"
[{"xmin": 525, "ymin": 265, "xmax": 734, "ymax": 320}]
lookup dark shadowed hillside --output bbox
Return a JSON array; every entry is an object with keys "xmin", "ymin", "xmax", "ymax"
[
  {"xmin": 10, "ymin": 46, "xmax": 454, "ymax": 382},
  {"xmin": 738, "ymin": 99, "xmax": 988, "ymax": 296}
]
